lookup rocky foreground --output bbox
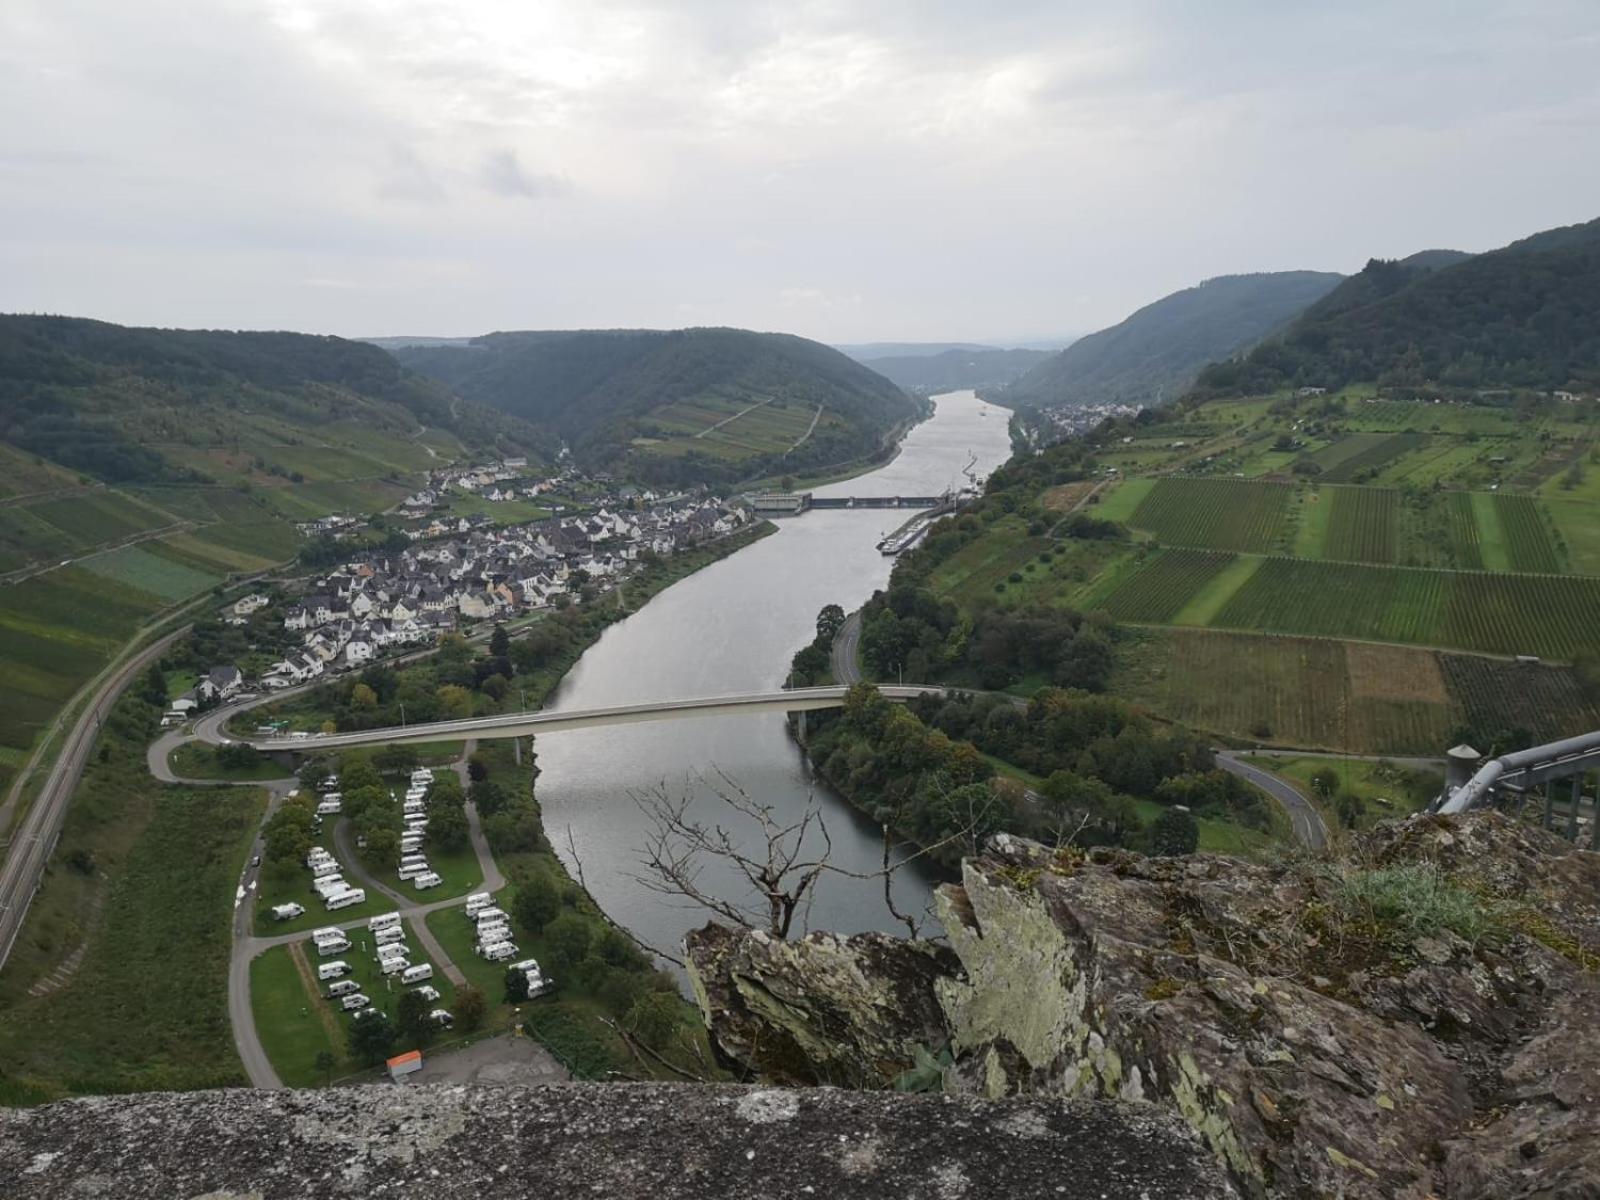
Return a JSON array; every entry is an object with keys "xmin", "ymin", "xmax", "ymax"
[{"xmin": 687, "ymin": 813, "xmax": 1600, "ymax": 1198}]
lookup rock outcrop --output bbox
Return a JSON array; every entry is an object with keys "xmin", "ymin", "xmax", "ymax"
[
  {"xmin": 685, "ymin": 813, "xmax": 1600, "ymax": 1198},
  {"xmin": 0, "ymin": 1082, "xmax": 1233, "ymax": 1199}
]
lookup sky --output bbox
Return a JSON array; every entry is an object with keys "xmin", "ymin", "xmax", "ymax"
[{"xmin": 3, "ymin": 0, "xmax": 1599, "ymax": 345}]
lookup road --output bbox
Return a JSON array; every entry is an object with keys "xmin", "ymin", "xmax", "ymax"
[
  {"xmin": 830, "ymin": 610, "xmax": 863, "ymax": 685},
  {"xmin": 0, "ymin": 627, "xmax": 190, "ymax": 971},
  {"xmin": 1215, "ymin": 751, "xmax": 1329, "ymax": 851}
]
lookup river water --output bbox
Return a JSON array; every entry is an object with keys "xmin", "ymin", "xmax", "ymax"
[{"xmin": 537, "ymin": 391, "xmax": 1013, "ymax": 962}]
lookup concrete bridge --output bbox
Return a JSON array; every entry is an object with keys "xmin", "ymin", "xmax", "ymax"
[
  {"xmin": 746, "ymin": 491, "xmax": 951, "ymax": 516},
  {"xmin": 210, "ymin": 685, "xmax": 943, "ymax": 753}
]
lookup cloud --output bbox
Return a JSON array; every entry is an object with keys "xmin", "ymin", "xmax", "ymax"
[
  {"xmin": 0, "ymin": 1, "xmax": 1597, "ymax": 341},
  {"xmin": 479, "ymin": 149, "xmax": 568, "ymax": 199}
]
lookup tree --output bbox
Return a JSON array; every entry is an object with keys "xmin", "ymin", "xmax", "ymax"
[
  {"xmin": 514, "ymin": 874, "xmax": 562, "ymax": 935},
  {"xmin": 436, "ymin": 684, "xmax": 473, "ymax": 720},
  {"xmin": 480, "ymin": 673, "xmax": 509, "ymax": 702},
  {"xmin": 467, "ymin": 754, "xmax": 490, "ymax": 783},
  {"xmin": 816, "ymin": 603, "xmax": 846, "ymax": 645},
  {"xmin": 314, "ymin": 1049, "xmax": 336, "ymax": 1085},
  {"xmin": 346, "ymin": 1011, "xmax": 396, "ymax": 1066},
  {"xmin": 350, "ymin": 683, "xmax": 378, "ymax": 709},
  {"xmin": 1335, "ymin": 791, "xmax": 1364, "ymax": 829},
  {"xmin": 544, "ymin": 913, "xmax": 593, "ymax": 970},
  {"xmin": 141, "ymin": 662, "xmax": 169, "ymax": 708},
  {"xmin": 489, "ymin": 624, "xmax": 511, "ymax": 659},
  {"xmin": 504, "ymin": 965, "xmax": 530, "ymax": 1004},
  {"xmin": 626, "ymin": 992, "xmax": 680, "ymax": 1050},
  {"xmin": 361, "ymin": 827, "xmax": 400, "ymax": 869},
  {"xmin": 1310, "ymin": 768, "xmax": 1340, "ymax": 799},
  {"xmin": 426, "ymin": 802, "xmax": 470, "ymax": 852},
  {"xmin": 469, "ymin": 778, "xmax": 508, "ymax": 816},
  {"xmin": 1148, "ymin": 808, "xmax": 1199, "ymax": 857},
  {"xmin": 396, "ymin": 990, "xmax": 435, "ymax": 1049},
  {"xmin": 454, "ymin": 986, "xmax": 487, "ymax": 1031},
  {"xmin": 1055, "ymin": 626, "xmax": 1114, "ymax": 693}
]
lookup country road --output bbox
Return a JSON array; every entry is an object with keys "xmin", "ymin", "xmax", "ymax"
[
  {"xmin": 1215, "ymin": 752, "xmax": 1329, "ymax": 851},
  {"xmin": 830, "ymin": 610, "xmax": 863, "ymax": 685},
  {"xmin": 0, "ymin": 627, "xmax": 191, "ymax": 971}
]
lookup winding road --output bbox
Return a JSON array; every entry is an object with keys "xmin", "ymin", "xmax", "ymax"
[{"xmin": 1215, "ymin": 752, "xmax": 1329, "ymax": 851}]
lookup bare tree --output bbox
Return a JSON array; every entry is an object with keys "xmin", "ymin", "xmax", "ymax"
[{"xmin": 632, "ymin": 768, "xmax": 990, "ymax": 941}]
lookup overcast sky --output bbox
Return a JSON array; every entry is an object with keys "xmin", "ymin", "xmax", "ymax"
[{"xmin": 3, "ymin": 1, "xmax": 1598, "ymax": 344}]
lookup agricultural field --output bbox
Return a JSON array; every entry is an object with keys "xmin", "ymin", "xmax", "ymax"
[
  {"xmin": 1124, "ymin": 477, "xmax": 1293, "ymax": 553},
  {"xmin": 0, "ymin": 488, "xmax": 180, "ymax": 574},
  {"xmin": 1323, "ymin": 487, "xmax": 1397, "ymax": 563},
  {"xmin": 632, "ymin": 394, "xmax": 838, "ymax": 464},
  {"xmin": 1307, "ymin": 432, "xmax": 1425, "ymax": 483},
  {"xmin": 78, "ymin": 543, "xmax": 223, "ymax": 602},
  {"xmin": 1444, "ymin": 492, "xmax": 1484, "ymax": 569},
  {"xmin": 1095, "ymin": 548, "xmax": 1236, "ymax": 624},
  {"xmin": 1209, "ymin": 557, "xmax": 1600, "ymax": 660},
  {"xmin": 1439, "ymin": 655, "xmax": 1600, "ymax": 746},
  {"xmin": 1493, "ymin": 494, "xmax": 1563, "ymax": 573}
]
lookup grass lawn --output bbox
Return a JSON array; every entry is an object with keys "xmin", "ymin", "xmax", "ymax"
[
  {"xmin": 1240, "ymin": 754, "xmax": 1435, "ymax": 832},
  {"xmin": 382, "ymin": 843, "xmax": 484, "ymax": 902},
  {"xmin": 253, "ymin": 860, "xmax": 390, "ymax": 936},
  {"xmin": 169, "ymin": 741, "xmax": 290, "ymax": 782},
  {"xmin": 1092, "ymin": 477, "xmax": 1155, "ymax": 523},
  {"xmin": 1544, "ymin": 496, "xmax": 1600, "ymax": 575},
  {"xmin": 1470, "ymin": 491, "xmax": 1511, "ymax": 570},
  {"xmin": 1293, "ymin": 488, "xmax": 1333, "ymax": 557},
  {"xmin": 1170, "ymin": 554, "xmax": 1262, "ymax": 626}
]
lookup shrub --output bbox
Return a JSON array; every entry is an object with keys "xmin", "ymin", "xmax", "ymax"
[{"xmin": 1339, "ymin": 865, "xmax": 1490, "ymax": 941}]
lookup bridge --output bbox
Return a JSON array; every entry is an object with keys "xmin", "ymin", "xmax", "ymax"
[
  {"xmin": 1435, "ymin": 729, "xmax": 1600, "ymax": 848},
  {"xmin": 210, "ymin": 685, "xmax": 944, "ymax": 753},
  {"xmin": 746, "ymin": 491, "xmax": 951, "ymax": 516}
]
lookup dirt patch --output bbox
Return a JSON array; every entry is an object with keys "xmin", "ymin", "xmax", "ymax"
[
  {"xmin": 1042, "ymin": 482, "xmax": 1096, "ymax": 512},
  {"xmin": 1346, "ymin": 643, "xmax": 1449, "ymax": 705}
]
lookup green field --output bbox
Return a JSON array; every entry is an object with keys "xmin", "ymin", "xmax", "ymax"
[
  {"xmin": 1324, "ymin": 487, "xmax": 1397, "ymax": 563},
  {"xmin": 1211, "ymin": 557, "xmax": 1600, "ymax": 659},
  {"xmin": 1445, "ymin": 492, "xmax": 1484, "ymax": 569},
  {"xmin": 1312, "ymin": 432, "xmax": 1425, "ymax": 483},
  {"xmin": 1493, "ymin": 494, "xmax": 1562, "ymax": 573},
  {"xmin": 1096, "ymin": 548, "xmax": 1235, "ymax": 623},
  {"xmin": 1239, "ymin": 755, "xmax": 1436, "ymax": 832},
  {"xmin": 1125, "ymin": 477, "xmax": 1293, "ymax": 552},
  {"xmin": 78, "ymin": 543, "xmax": 223, "ymax": 601},
  {"xmin": 0, "ymin": 696, "xmax": 265, "ymax": 1100}
]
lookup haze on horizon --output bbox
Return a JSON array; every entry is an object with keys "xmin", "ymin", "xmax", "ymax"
[{"xmin": 3, "ymin": 0, "xmax": 1598, "ymax": 346}]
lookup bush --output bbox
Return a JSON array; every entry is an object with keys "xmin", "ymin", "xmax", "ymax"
[{"xmin": 1339, "ymin": 865, "xmax": 1490, "ymax": 941}]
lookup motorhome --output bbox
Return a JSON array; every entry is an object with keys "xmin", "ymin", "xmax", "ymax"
[
  {"xmin": 481, "ymin": 941, "xmax": 517, "ymax": 962},
  {"xmin": 465, "ymin": 892, "xmax": 491, "ymax": 911},
  {"xmin": 430, "ymin": 1009, "xmax": 455, "ymax": 1028},
  {"xmin": 326, "ymin": 887, "xmax": 366, "ymax": 911},
  {"xmin": 413, "ymin": 872, "xmax": 442, "ymax": 890},
  {"xmin": 311, "ymin": 926, "xmax": 344, "ymax": 945},
  {"xmin": 397, "ymin": 863, "xmax": 428, "ymax": 881},
  {"xmin": 374, "ymin": 925, "xmax": 405, "ymax": 946},
  {"xmin": 317, "ymin": 960, "xmax": 350, "ymax": 980},
  {"xmin": 369, "ymin": 912, "xmax": 402, "ymax": 932},
  {"xmin": 316, "ymin": 937, "xmax": 351, "ymax": 956},
  {"xmin": 305, "ymin": 847, "xmax": 331, "ymax": 867},
  {"xmin": 340, "ymin": 993, "xmax": 371, "ymax": 1012},
  {"xmin": 311, "ymin": 860, "xmax": 341, "ymax": 879},
  {"xmin": 316, "ymin": 798, "xmax": 342, "ymax": 816},
  {"xmin": 377, "ymin": 941, "xmax": 409, "ymax": 959},
  {"xmin": 318, "ymin": 777, "xmax": 339, "ymax": 792},
  {"xmin": 411, "ymin": 985, "xmax": 440, "ymax": 1002},
  {"xmin": 380, "ymin": 956, "xmax": 411, "ymax": 976},
  {"xmin": 328, "ymin": 980, "xmax": 360, "ymax": 998},
  {"xmin": 400, "ymin": 854, "xmax": 427, "ymax": 867},
  {"xmin": 401, "ymin": 964, "xmax": 434, "ymax": 985},
  {"xmin": 474, "ymin": 907, "xmax": 507, "ymax": 928},
  {"xmin": 313, "ymin": 876, "xmax": 347, "ymax": 898},
  {"xmin": 270, "ymin": 903, "xmax": 305, "ymax": 921}
]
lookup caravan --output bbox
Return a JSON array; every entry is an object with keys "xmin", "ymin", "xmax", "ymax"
[
  {"xmin": 326, "ymin": 887, "xmax": 366, "ymax": 911},
  {"xmin": 368, "ymin": 912, "xmax": 402, "ymax": 933},
  {"xmin": 317, "ymin": 960, "xmax": 351, "ymax": 981},
  {"xmin": 400, "ymin": 964, "xmax": 434, "ymax": 985}
]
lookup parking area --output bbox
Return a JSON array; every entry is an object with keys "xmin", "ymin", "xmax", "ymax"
[{"xmin": 415, "ymin": 1032, "xmax": 570, "ymax": 1087}]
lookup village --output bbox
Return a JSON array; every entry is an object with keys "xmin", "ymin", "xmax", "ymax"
[{"xmin": 162, "ymin": 462, "xmax": 756, "ymax": 718}]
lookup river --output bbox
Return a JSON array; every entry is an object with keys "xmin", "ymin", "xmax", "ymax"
[{"xmin": 537, "ymin": 390, "xmax": 1014, "ymax": 962}]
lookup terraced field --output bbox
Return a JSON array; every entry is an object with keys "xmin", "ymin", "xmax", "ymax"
[
  {"xmin": 1324, "ymin": 487, "xmax": 1397, "ymax": 563},
  {"xmin": 1125, "ymin": 478, "xmax": 1291, "ymax": 552},
  {"xmin": 1096, "ymin": 548, "xmax": 1235, "ymax": 623}
]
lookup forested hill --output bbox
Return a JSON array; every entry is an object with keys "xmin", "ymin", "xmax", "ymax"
[
  {"xmin": 1193, "ymin": 217, "xmax": 1600, "ymax": 396},
  {"xmin": 392, "ymin": 327, "xmax": 922, "ymax": 486},
  {"xmin": 997, "ymin": 271, "xmax": 1345, "ymax": 409},
  {"xmin": 0, "ymin": 314, "xmax": 545, "ymax": 483}
]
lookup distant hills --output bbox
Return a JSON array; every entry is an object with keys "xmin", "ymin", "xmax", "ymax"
[
  {"xmin": 1194, "ymin": 217, "xmax": 1600, "ymax": 396},
  {"xmin": 393, "ymin": 327, "xmax": 922, "ymax": 486},
  {"xmin": 0, "ymin": 315, "xmax": 543, "ymax": 485},
  {"xmin": 997, "ymin": 271, "xmax": 1346, "ymax": 409},
  {"xmin": 855, "ymin": 347, "xmax": 1052, "ymax": 393}
]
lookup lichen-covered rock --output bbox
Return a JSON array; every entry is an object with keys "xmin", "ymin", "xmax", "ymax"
[
  {"xmin": 684, "ymin": 921, "xmax": 957, "ymax": 1085},
  {"xmin": 0, "ymin": 1082, "xmax": 1234, "ymax": 1199},
  {"xmin": 686, "ymin": 815, "xmax": 1600, "ymax": 1198}
]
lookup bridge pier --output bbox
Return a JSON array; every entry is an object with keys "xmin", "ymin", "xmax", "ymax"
[
  {"xmin": 1543, "ymin": 781, "xmax": 1554, "ymax": 830},
  {"xmin": 1568, "ymin": 776, "xmax": 1582, "ymax": 841}
]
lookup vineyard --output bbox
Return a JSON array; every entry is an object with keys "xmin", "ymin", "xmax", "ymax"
[
  {"xmin": 1126, "ymin": 478, "xmax": 1291, "ymax": 552},
  {"xmin": 1439, "ymin": 655, "xmax": 1600, "ymax": 744},
  {"xmin": 1311, "ymin": 432, "xmax": 1426, "ymax": 483},
  {"xmin": 1324, "ymin": 487, "xmax": 1397, "ymax": 563},
  {"xmin": 1097, "ymin": 548, "xmax": 1235, "ymax": 623},
  {"xmin": 1493, "ymin": 494, "xmax": 1562, "ymax": 573},
  {"xmin": 1446, "ymin": 492, "xmax": 1484, "ymax": 569},
  {"xmin": 1212, "ymin": 557, "xmax": 1600, "ymax": 659}
]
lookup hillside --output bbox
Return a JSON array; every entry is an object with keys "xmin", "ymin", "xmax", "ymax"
[
  {"xmin": 1194, "ymin": 218, "xmax": 1600, "ymax": 395},
  {"xmin": 393, "ymin": 328, "xmax": 922, "ymax": 486},
  {"xmin": 857, "ymin": 346, "xmax": 1050, "ymax": 393},
  {"xmin": 998, "ymin": 271, "xmax": 1345, "ymax": 409},
  {"xmin": 0, "ymin": 315, "xmax": 544, "ymax": 486}
]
